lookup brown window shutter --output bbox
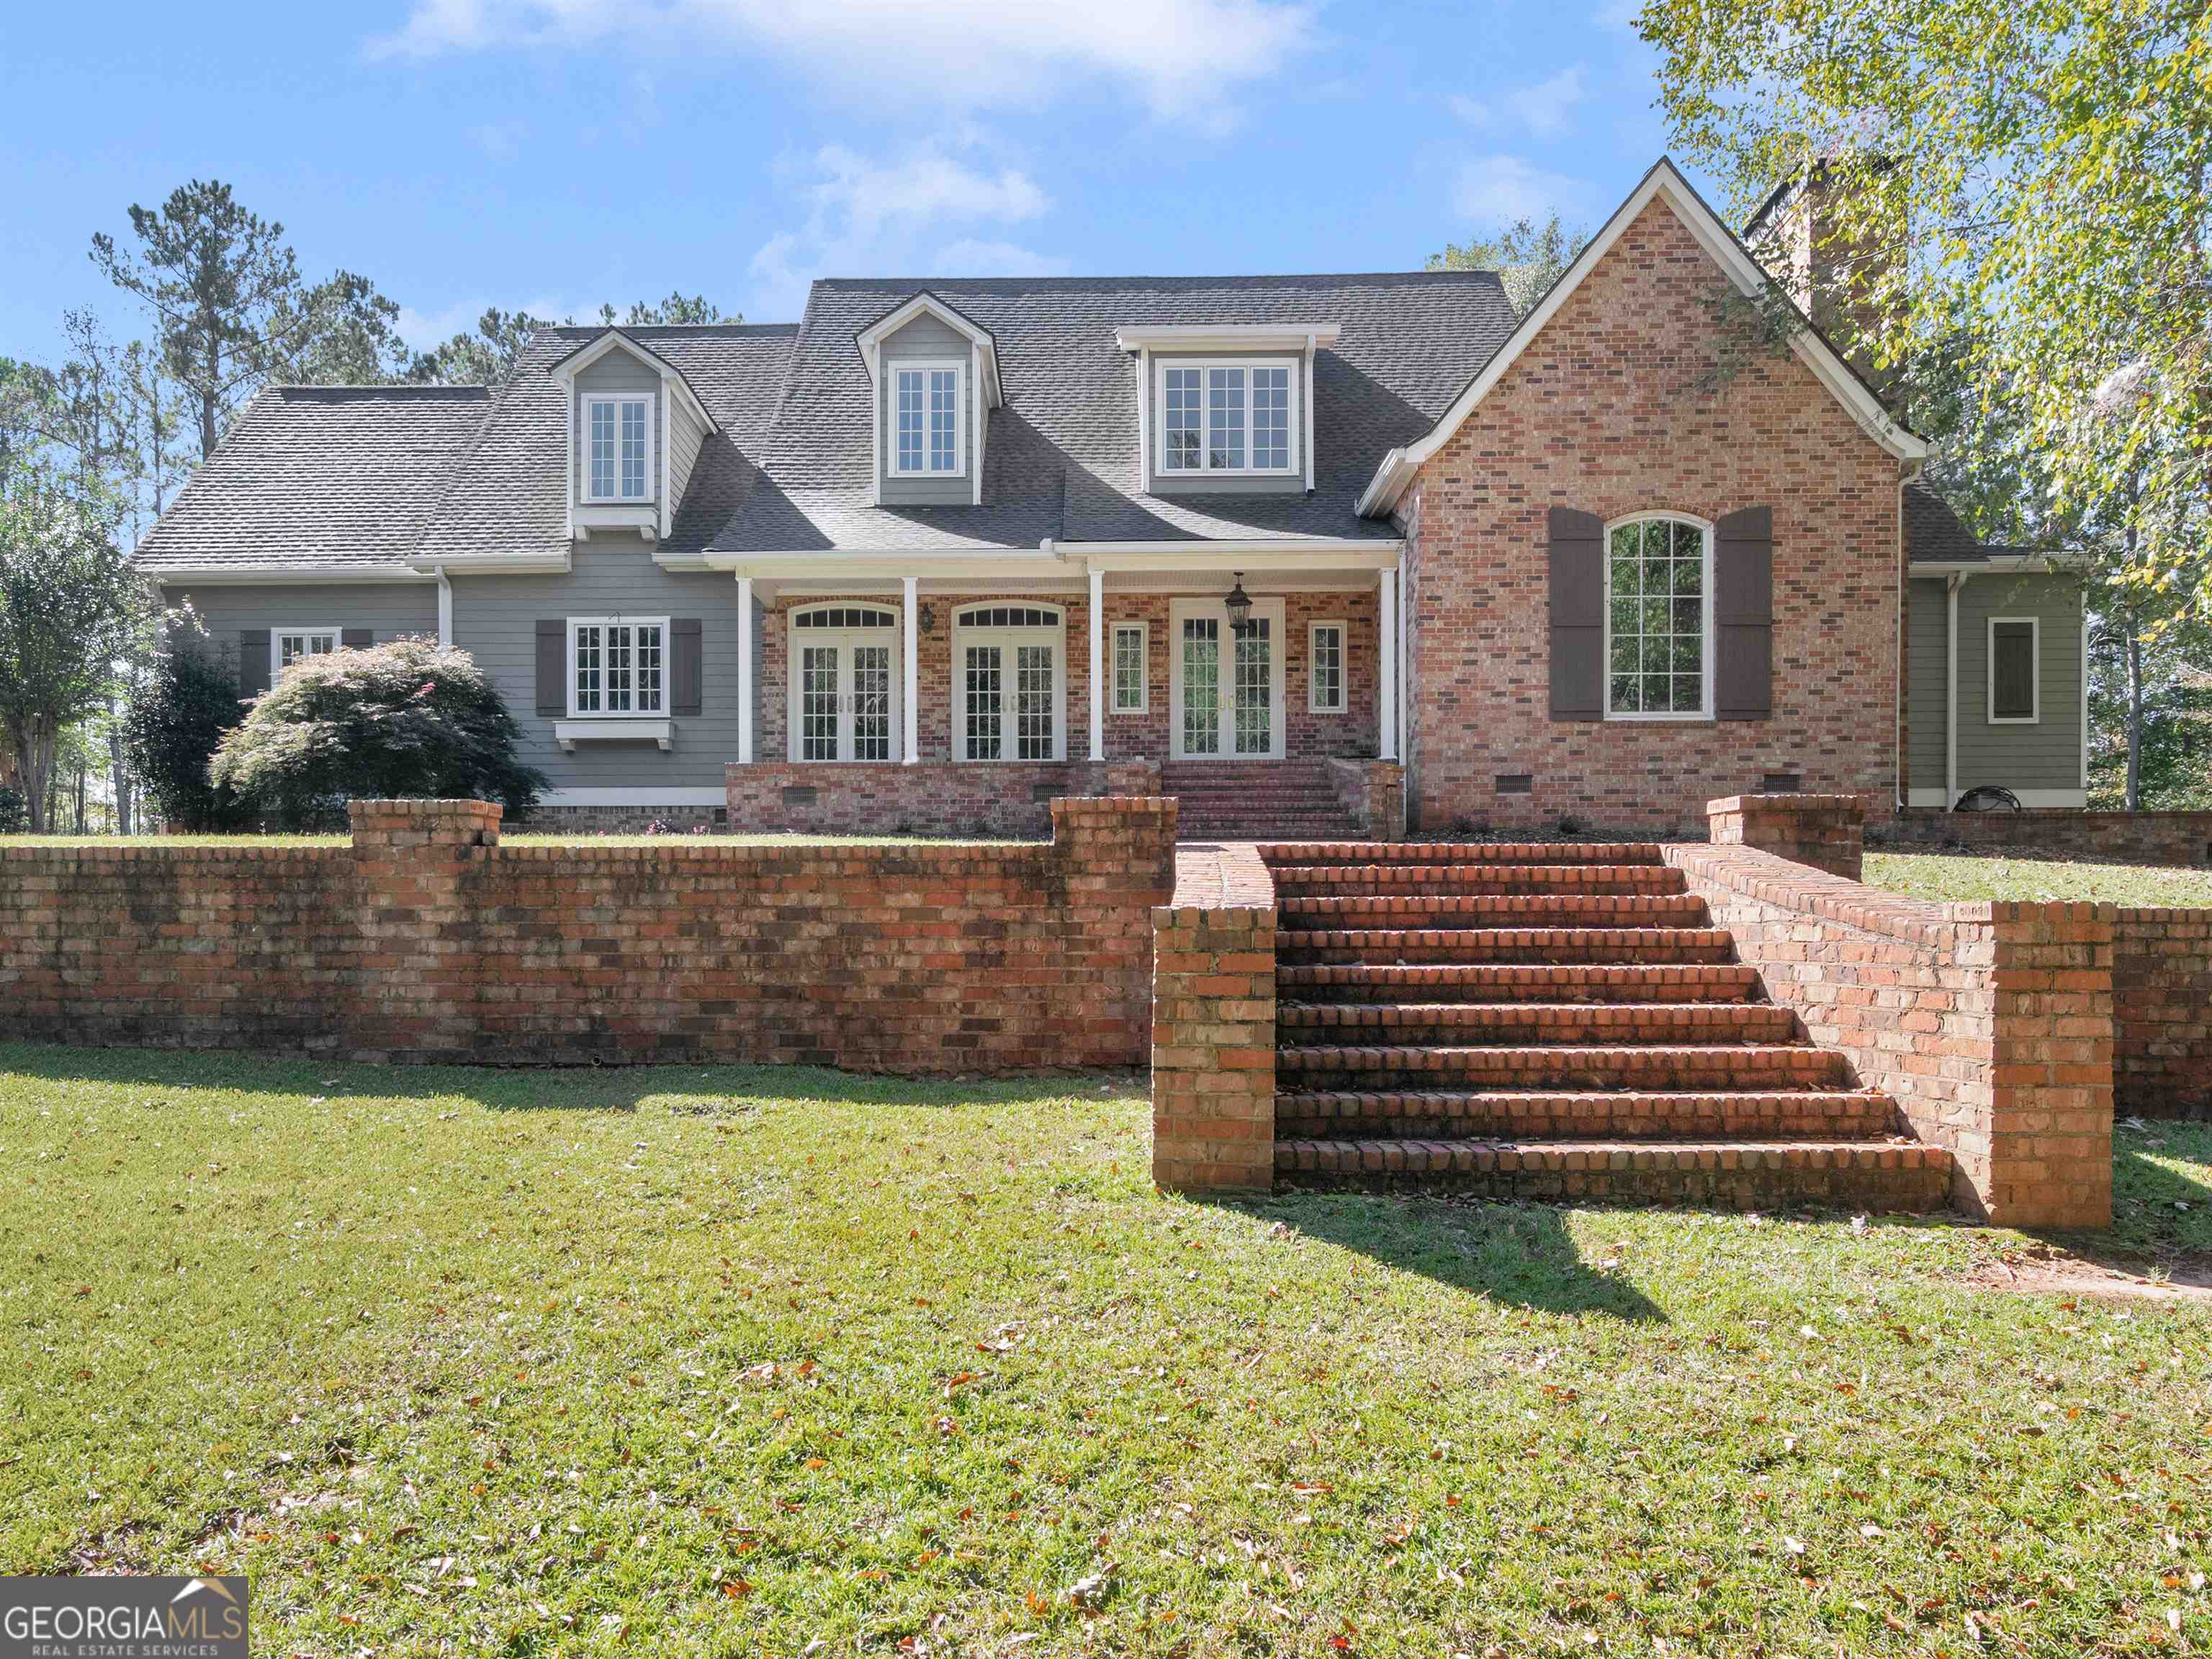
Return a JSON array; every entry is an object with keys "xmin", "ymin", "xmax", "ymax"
[
  {"xmin": 239, "ymin": 629, "xmax": 271, "ymax": 701},
  {"xmin": 535, "ymin": 620, "xmax": 566, "ymax": 716},
  {"xmin": 1991, "ymin": 621, "xmax": 2036, "ymax": 718},
  {"xmin": 671, "ymin": 618, "xmax": 703, "ymax": 716},
  {"xmin": 341, "ymin": 627, "xmax": 374, "ymax": 649},
  {"xmin": 1547, "ymin": 505, "xmax": 1605, "ymax": 719},
  {"xmin": 1715, "ymin": 505, "xmax": 1773, "ymax": 721}
]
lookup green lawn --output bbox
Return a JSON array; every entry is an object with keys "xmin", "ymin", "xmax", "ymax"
[
  {"xmin": 3, "ymin": 1046, "xmax": 2207, "ymax": 1655},
  {"xmin": 1865, "ymin": 851, "xmax": 2212, "ymax": 907},
  {"xmin": 0, "ymin": 832, "xmax": 1009, "ymax": 849}
]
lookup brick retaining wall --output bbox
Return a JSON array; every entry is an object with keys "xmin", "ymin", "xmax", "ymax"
[
  {"xmin": 727, "ymin": 761, "xmax": 1161, "ymax": 837},
  {"xmin": 1326, "ymin": 759, "xmax": 1408, "ymax": 841},
  {"xmin": 1151, "ymin": 845, "xmax": 1277, "ymax": 1191},
  {"xmin": 0, "ymin": 796, "xmax": 1177, "ymax": 1071},
  {"xmin": 1886, "ymin": 809, "xmax": 2212, "ymax": 868},
  {"xmin": 2113, "ymin": 908, "xmax": 2212, "ymax": 1120}
]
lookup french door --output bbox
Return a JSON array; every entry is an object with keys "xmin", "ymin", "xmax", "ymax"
[
  {"xmin": 1169, "ymin": 596, "xmax": 1285, "ymax": 760},
  {"xmin": 788, "ymin": 606, "xmax": 901, "ymax": 762},
  {"xmin": 952, "ymin": 605, "xmax": 1065, "ymax": 761}
]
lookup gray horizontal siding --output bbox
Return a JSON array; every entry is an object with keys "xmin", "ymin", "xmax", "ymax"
[
  {"xmin": 572, "ymin": 344, "xmax": 663, "ymax": 508},
  {"xmin": 450, "ymin": 547, "xmax": 747, "ymax": 792},
  {"xmin": 1954, "ymin": 572, "xmax": 2084, "ymax": 796},
  {"xmin": 160, "ymin": 582, "xmax": 441, "ymax": 683},
  {"xmin": 878, "ymin": 313, "xmax": 976, "ymax": 506},
  {"xmin": 1906, "ymin": 578, "xmax": 1948, "ymax": 796}
]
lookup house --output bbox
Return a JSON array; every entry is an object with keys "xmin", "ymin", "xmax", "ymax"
[{"xmin": 132, "ymin": 158, "xmax": 2087, "ymax": 835}]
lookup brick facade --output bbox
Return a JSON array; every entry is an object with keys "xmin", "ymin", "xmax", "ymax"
[
  {"xmin": 1151, "ymin": 845, "xmax": 1277, "ymax": 1191},
  {"xmin": 1397, "ymin": 197, "xmax": 1902, "ymax": 833},
  {"xmin": 0, "ymin": 796, "xmax": 1175, "ymax": 1071},
  {"xmin": 1325, "ymin": 759, "xmax": 1408, "ymax": 840},
  {"xmin": 1884, "ymin": 809, "xmax": 2212, "ymax": 868},
  {"xmin": 1669, "ymin": 796, "xmax": 2114, "ymax": 1228},
  {"xmin": 727, "ymin": 761, "xmax": 1159, "ymax": 837}
]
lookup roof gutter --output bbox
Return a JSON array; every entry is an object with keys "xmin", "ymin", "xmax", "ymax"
[{"xmin": 139, "ymin": 564, "xmax": 440, "ymax": 586}]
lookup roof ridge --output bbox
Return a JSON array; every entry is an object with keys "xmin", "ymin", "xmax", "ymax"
[
  {"xmin": 808, "ymin": 269, "xmax": 1506, "ymax": 289},
  {"xmin": 272, "ymin": 382, "xmax": 492, "ymax": 396}
]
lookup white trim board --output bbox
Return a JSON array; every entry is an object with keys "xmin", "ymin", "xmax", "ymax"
[
  {"xmin": 1985, "ymin": 614, "xmax": 2041, "ymax": 724},
  {"xmin": 889, "ymin": 359, "xmax": 968, "ymax": 477},
  {"xmin": 1355, "ymin": 156, "xmax": 1928, "ymax": 518}
]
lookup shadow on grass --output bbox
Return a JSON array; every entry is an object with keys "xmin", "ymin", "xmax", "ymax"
[
  {"xmin": 1215, "ymin": 1190, "xmax": 1668, "ymax": 1321},
  {"xmin": 0, "ymin": 1040, "xmax": 1141, "ymax": 1116},
  {"xmin": 2033, "ymin": 1123, "xmax": 2212, "ymax": 1277}
]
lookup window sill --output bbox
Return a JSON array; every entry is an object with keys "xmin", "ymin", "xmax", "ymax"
[
  {"xmin": 555, "ymin": 719, "xmax": 673, "ymax": 752},
  {"xmin": 1603, "ymin": 712, "xmax": 1716, "ymax": 724}
]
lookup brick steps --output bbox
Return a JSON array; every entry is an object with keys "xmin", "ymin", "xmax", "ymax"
[
  {"xmin": 1277, "ymin": 1042, "xmax": 1851, "ymax": 1092},
  {"xmin": 1162, "ymin": 761, "xmax": 1360, "ymax": 842},
  {"xmin": 1273, "ymin": 1138, "xmax": 1951, "ymax": 1211},
  {"xmin": 1275, "ymin": 1088, "xmax": 1899, "ymax": 1140},
  {"xmin": 1269, "ymin": 863, "xmax": 1686, "ymax": 896},
  {"xmin": 1259, "ymin": 840, "xmax": 1954, "ymax": 1213},
  {"xmin": 1276, "ymin": 962, "xmax": 1761, "ymax": 1002},
  {"xmin": 1280, "ymin": 927, "xmax": 1740, "ymax": 965},
  {"xmin": 1277, "ymin": 1001, "xmax": 1800, "ymax": 1046},
  {"xmin": 1281, "ymin": 892, "xmax": 1711, "ymax": 929}
]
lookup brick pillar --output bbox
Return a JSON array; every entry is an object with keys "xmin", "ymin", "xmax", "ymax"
[
  {"xmin": 1709, "ymin": 793, "xmax": 1864, "ymax": 881},
  {"xmin": 345, "ymin": 799, "xmax": 500, "ymax": 1064},
  {"xmin": 1151, "ymin": 886, "xmax": 1277, "ymax": 1193},
  {"xmin": 1979, "ymin": 903, "xmax": 2115, "ymax": 1228},
  {"xmin": 1049, "ymin": 795, "xmax": 1179, "ymax": 1066}
]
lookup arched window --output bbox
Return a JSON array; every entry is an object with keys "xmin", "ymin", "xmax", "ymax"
[
  {"xmin": 1605, "ymin": 515, "xmax": 1713, "ymax": 719},
  {"xmin": 952, "ymin": 603, "xmax": 1066, "ymax": 762},
  {"xmin": 787, "ymin": 603, "xmax": 900, "ymax": 762}
]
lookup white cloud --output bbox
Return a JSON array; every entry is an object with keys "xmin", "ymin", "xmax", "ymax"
[
  {"xmin": 1506, "ymin": 63, "xmax": 1586, "ymax": 136},
  {"xmin": 394, "ymin": 293, "xmax": 580, "ymax": 352},
  {"xmin": 1449, "ymin": 154, "xmax": 1595, "ymax": 230},
  {"xmin": 367, "ymin": 0, "xmax": 1316, "ymax": 120},
  {"xmin": 746, "ymin": 143, "xmax": 1061, "ymax": 318},
  {"xmin": 1449, "ymin": 94, "xmax": 1493, "ymax": 128}
]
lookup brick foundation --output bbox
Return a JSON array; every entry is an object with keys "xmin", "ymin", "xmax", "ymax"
[
  {"xmin": 0, "ymin": 796, "xmax": 1177, "ymax": 1071},
  {"xmin": 1669, "ymin": 797, "xmax": 2114, "ymax": 1228},
  {"xmin": 1151, "ymin": 845, "xmax": 1277, "ymax": 1191},
  {"xmin": 1885, "ymin": 809, "xmax": 2212, "ymax": 868},
  {"xmin": 727, "ymin": 761, "xmax": 1160, "ymax": 837}
]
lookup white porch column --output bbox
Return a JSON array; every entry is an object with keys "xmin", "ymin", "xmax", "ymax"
[
  {"xmin": 1087, "ymin": 565, "xmax": 1104, "ymax": 762},
  {"xmin": 902, "ymin": 575, "xmax": 920, "ymax": 764},
  {"xmin": 1377, "ymin": 564, "xmax": 1398, "ymax": 761},
  {"xmin": 736, "ymin": 576, "xmax": 755, "ymax": 765}
]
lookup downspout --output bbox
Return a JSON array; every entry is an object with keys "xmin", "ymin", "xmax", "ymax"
[
  {"xmin": 1944, "ymin": 571, "xmax": 1966, "ymax": 809},
  {"xmin": 1894, "ymin": 461, "xmax": 1922, "ymax": 812},
  {"xmin": 435, "ymin": 565, "xmax": 453, "ymax": 650}
]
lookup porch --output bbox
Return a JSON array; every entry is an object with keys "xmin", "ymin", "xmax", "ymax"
[{"xmin": 710, "ymin": 544, "xmax": 1408, "ymax": 838}]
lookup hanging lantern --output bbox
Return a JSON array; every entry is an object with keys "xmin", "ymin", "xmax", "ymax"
[{"xmin": 1224, "ymin": 572, "xmax": 1254, "ymax": 637}]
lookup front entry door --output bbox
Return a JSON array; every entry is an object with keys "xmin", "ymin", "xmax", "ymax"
[
  {"xmin": 789, "ymin": 606, "xmax": 901, "ymax": 762},
  {"xmin": 1170, "ymin": 596, "xmax": 1285, "ymax": 760}
]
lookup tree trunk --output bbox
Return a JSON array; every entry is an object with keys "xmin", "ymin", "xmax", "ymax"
[
  {"xmin": 9, "ymin": 716, "xmax": 50, "ymax": 834},
  {"xmin": 110, "ymin": 719, "xmax": 133, "ymax": 835},
  {"xmin": 2125, "ymin": 625, "xmax": 2144, "ymax": 812}
]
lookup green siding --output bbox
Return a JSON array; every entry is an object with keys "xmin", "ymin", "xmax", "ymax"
[
  {"xmin": 1905, "ymin": 578, "xmax": 1950, "ymax": 800},
  {"xmin": 1954, "ymin": 572, "xmax": 2085, "ymax": 800}
]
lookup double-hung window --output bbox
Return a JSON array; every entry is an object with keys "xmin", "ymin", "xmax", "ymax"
[
  {"xmin": 892, "ymin": 361, "xmax": 964, "ymax": 475},
  {"xmin": 1158, "ymin": 359, "xmax": 1297, "ymax": 476},
  {"xmin": 274, "ymin": 627, "xmax": 338, "ymax": 677},
  {"xmin": 1308, "ymin": 620, "xmax": 1346, "ymax": 714},
  {"xmin": 584, "ymin": 395, "xmax": 653, "ymax": 501},
  {"xmin": 570, "ymin": 618, "xmax": 666, "ymax": 716},
  {"xmin": 1111, "ymin": 622, "xmax": 1148, "ymax": 713}
]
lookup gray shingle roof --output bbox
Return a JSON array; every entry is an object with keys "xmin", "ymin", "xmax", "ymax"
[
  {"xmin": 133, "ymin": 385, "xmax": 491, "ymax": 572},
  {"xmin": 1904, "ymin": 481, "xmax": 2039, "ymax": 566},
  {"xmin": 136, "ymin": 272, "xmax": 1521, "ymax": 570}
]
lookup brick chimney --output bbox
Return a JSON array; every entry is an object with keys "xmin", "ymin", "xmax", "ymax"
[{"xmin": 1745, "ymin": 156, "xmax": 1904, "ymax": 398}]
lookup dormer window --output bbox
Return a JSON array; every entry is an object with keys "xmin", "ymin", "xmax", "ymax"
[
  {"xmin": 585, "ymin": 395, "xmax": 652, "ymax": 501},
  {"xmin": 1158, "ymin": 359, "xmax": 1296, "ymax": 475},
  {"xmin": 893, "ymin": 361, "xmax": 965, "ymax": 475}
]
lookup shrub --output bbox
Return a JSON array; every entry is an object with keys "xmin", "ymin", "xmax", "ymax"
[
  {"xmin": 124, "ymin": 648, "xmax": 253, "ymax": 832},
  {"xmin": 208, "ymin": 637, "xmax": 545, "ymax": 830},
  {"xmin": 0, "ymin": 784, "xmax": 23, "ymax": 835}
]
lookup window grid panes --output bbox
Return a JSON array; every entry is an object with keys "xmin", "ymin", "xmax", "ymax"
[
  {"xmin": 1233, "ymin": 618, "xmax": 1272, "ymax": 755},
  {"xmin": 277, "ymin": 630, "xmax": 336, "ymax": 670},
  {"xmin": 1163, "ymin": 369, "xmax": 1201, "ymax": 471},
  {"xmin": 929, "ymin": 370, "xmax": 958, "ymax": 472},
  {"xmin": 894, "ymin": 367, "xmax": 960, "ymax": 474},
  {"xmin": 573, "ymin": 626, "xmax": 603, "ymax": 713},
  {"xmin": 1251, "ymin": 367, "xmax": 1290, "ymax": 469},
  {"xmin": 1206, "ymin": 367, "xmax": 1246, "ymax": 469},
  {"xmin": 896, "ymin": 372, "xmax": 924, "ymax": 472},
  {"xmin": 1112, "ymin": 624, "xmax": 1146, "ymax": 712},
  {"xmin": 956, "ymin": 606, "xmax": 1059, "ymax": 629},
  {"xmin": 1606, "ymin": 518, "xmax": 1707, "ymax": 717},
  {"xmin": 1016, "ymin": 644, "xmax": 1055, "ymax": 760},
  {"xmin": 793, "ymin": 607, "xmax": 896, "ymax": 629},
  {"xmin": 802, "ymin": 646, "xmax": 840, "ymax": 761},
  {"xmin": 572, "ymin": 623, "xmax": 664, "ymax": 716},
  {"xmin": 588, "ymin": 400, "xmax": 616, "ymax": 500},
  {"xmin": 1310, "ymin": 624, "xmax": 1343, "ymax": 711},
  {"xmin": 965, "ymin": 646, "xmax": 1003, "ymax": 761},
  {"xmin": 1181, "ymin": 617, "xmax": 1220, "ymax": 756},
  {"xmin": 621, "ymin": 400, "xmax": 647, "ymax": 498},
  {"xmin": 586, "ymin": 399, "xmax": 649, "ymax": 500},
  {"xmin": 853, "ymin": 645, "xmax": 891, "ymax": 760}
]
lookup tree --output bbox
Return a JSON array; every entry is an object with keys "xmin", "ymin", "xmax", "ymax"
[
  {"xmin": 208, "ymin": 637, "xmax": 544, "ymax": 830},
  {"xmin": 91, "ymin": 179, "xmax": 409, "ymax": 458},
  {"xmin": 1636, "ymin": 0, "xmax": 2212, "ymax": 599},
  {"xmin": 0, "ymin": 457, "xmax": 143, "ymax": 832},
  {"xmin": 601, "ymin": 292, "xmax": 729, "ymax": 327},
  {"xmin": 1428, "ymin": 214, "xmax": 1589, "ymax": 317},
  {"xmin": 123, "ymin": 642, "xmax": 251, "ymax": 832},
  {"xmin": 408, "ymin": 294, "xmax": 739, "ymax": 387}
]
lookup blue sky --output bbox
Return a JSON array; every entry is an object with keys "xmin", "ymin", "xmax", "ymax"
[{"xmin": 1, "ymin": 0, "xmax": 1715, "ymax": 369}]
